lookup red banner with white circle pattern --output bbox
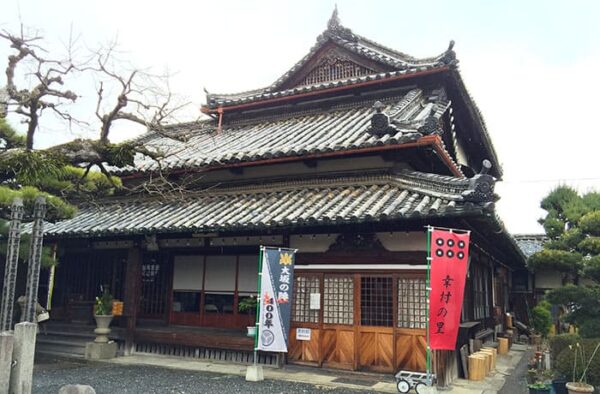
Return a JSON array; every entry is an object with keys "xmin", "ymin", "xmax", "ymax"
[{"xmin": 429, "ymin": 228, "xmax": 470, "ymax": 350}]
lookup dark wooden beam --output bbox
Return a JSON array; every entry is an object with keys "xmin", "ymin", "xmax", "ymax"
[{"xmin": 123, "ymin": 244, "xmax": 142, "ymax": 355}]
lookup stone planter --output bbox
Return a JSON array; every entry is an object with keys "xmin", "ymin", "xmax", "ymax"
[
  {"xmin": 565, "ymin": 382, "xmax": 594, "ymax": 394},
  {"xmin": 93, "ymin": 314, "xmax": 113, "ymax": 343}
]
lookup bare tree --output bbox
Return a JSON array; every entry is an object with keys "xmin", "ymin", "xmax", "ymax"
[{"xmin": 0, "ymin": 26, "xmax": 193, "ymax": 215}]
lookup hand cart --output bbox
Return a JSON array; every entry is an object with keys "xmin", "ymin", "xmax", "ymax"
[{"xmin": 394, "ymin": 370, "xmax": 436, "ymax": 393}]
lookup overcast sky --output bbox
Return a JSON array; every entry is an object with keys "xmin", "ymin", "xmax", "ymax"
[{"xmin": 1, "ymin": 0, "xmax": 599, "ymax": 235}]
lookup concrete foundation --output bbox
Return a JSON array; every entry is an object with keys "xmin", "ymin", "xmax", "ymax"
[
  {"xmin": 9, "ymin": 322, "xmax": 37, "ymax": 394},
  {"xmin": 85, "ymin": 341, "xmax": 117, "ymax": 360},
  {"xmin": 0, "ymin": 332, "xmax": 15, "ymax": 394},
  {"xmin": 245, "ymin": 365, "xmax": 264, "ymax": 382}
]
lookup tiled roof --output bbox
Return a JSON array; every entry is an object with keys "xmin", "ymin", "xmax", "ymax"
[
  {"xmin": 43, "ymin": 171, "xmax": 494, "ymax": 237},
  {"xmin": 514, "ymin": 234, "xmax": 547, "ymax": 258},
  {"xmin": 205, "ymin": 13, "xmax": 454, "ymax": 109},
  {"xmin": 117, "ymin": 88, "xmax": 452, "ymax": 175}
]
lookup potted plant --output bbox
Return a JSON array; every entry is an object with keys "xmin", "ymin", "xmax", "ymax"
[
  {"xmin": 93, "ymin": 287, "xmax": 113, "ymax": 343},
  {"xmin": 565, "ymin": 342, "xmax": 599, "ymax": 394},
  {"xmin": 238, "ymin": 295, "xmax": 258, "ymax": 338},
  {"xmin": 528, "ymin": 382, "xmax": 551, "ymax": 394}
]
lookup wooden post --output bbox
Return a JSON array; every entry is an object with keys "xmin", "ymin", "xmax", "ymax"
[{"xmin": 123, "ymin": 245, "xmax": 142, "ymax": 355}]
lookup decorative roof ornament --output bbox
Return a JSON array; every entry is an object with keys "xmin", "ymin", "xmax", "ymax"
[
  {"xmin": 327, "ymin": 5, "xmax": 341, "ymax": 30},
  {"xmin": 367, "ymin": 101, "xmax": 398, "ymax": 137},
  {"xmin": 320, "ymin": 5, "xmax": 358, "ymax": 43},
  {"xmin": 439, "ymin": 40, "xmax": 458, "ymax": 66},
  {"xmin": 462, "ymin": 160, "xmax": 498, "ymax": 203}
]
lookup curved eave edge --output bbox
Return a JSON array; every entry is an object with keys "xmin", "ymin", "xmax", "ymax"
[{"xmin": 43, "ymin": 207, "xmax": 489, "ymax": 240}]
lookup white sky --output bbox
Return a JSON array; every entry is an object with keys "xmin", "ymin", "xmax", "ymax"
[{"xmin": 1, "ymin": 0, "xmax": 599, "ymax": 235}]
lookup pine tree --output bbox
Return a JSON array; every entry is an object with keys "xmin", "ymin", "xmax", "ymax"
[{"xmin": 529, "ymin": 186, "xmax": 600, "ymax": 337}]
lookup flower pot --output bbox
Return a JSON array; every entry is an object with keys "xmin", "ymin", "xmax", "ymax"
[
  {"xmin": 529, "ymin": 388, "xmax": 551, "ymax": 394},
  {"xmin": 553, "ymin": 378, "xmax": 568, "ymax": 394},
  {"xmin": 93, "ymin": 314, "xmax": 113, "ymax": 343},
  {"xmin": 565, "ymin": 382, "xmax": 594, "ymax": 394},
  {"xmin": 246, "ymin": 326, "xmax": 257, "ymax": 338}
]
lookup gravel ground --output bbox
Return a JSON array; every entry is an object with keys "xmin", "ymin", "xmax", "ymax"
[
  {"xmin": 497, "ymin": 347, "xmax": 533, "ymax": 394},
  {"xmin": 33, "ymin": 355, "xmax": 379, "ymax": 394}
]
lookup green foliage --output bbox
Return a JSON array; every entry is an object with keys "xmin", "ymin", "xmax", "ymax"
[
  {"xmin": 0, "ymin": 150, "xmax": 64, "ymax": 185},
  {"xmin": 543, "ymin": 217, "xmax": 566, "ymax": 239},
  {"xmin": 541, "ymin": 186, "xmax": 579, "ymax": 216},
  {"xmin": 238, "ymin": 296, "xmax": 257, "ymax": 314},
  {"xmin": 94, "ymin": 288, "xmax": 113, "ymax": 315},
  {"xmin": 579, "ymin": 237, "xmax": 600, "ymax": 255},
  {"xmin": 531, "ymin": 304, "xmax": 552, "ymax": 337},
  {"xmin": 583, "ymin": 256, "xmax": 600, "ymax": 282},
  {"xmin": 580, "ymin": 319, "xmax": 600, "ymax": 339},
  {"xmin": 528, "ymin": 249, "xmax": 582, "ymax": 273},
  {"xmin": 0, "ymin": 118, "xmax": 26, "ymax": 148},
  {"xmin": 0, "ymin": 220, "xmax": 58, "ymax": 268},
  {"xmin": 0, "ymin": 120, "xmax": 121, "ymax": 221},
  {"xmin": 103, "ymin": 143, "xmax": 136, "ymax": 168},
  {"xmin": 546, "ymin": 285, "xmax": 600, "ymax": 327},
  {"xmin": 561, "ymin": 228, "xmax": 586, "ymax": 250},
  {"xmin": 555, "ymin": 339, "xmax": 600, "ymax": 386},
  {"xmin": 0, "ymin": 185, "xmax": 76, "ymax": 221},
  {"xmin": 580, "ymin": 211, "xmax": 600, "ymax": 237},
  {"xmin": 550, "ymin": 334, "xmax": 580, "ymax": 360}
]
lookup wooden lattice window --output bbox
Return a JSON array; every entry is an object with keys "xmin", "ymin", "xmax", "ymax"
[
  {"xmin": 323, "ymin": 276, "xmax": 353, "ymax": 325},
  {"xmin": 292, "ymin": 275, "xmax": 320, "ymax": 323},
  {"xmin": 140, "ymin": 253, "xmax": 169, "ymax": 317},
  {"xmin": 301, "ymin": 58, "xmax": 374, "ymax": 86},
  {"xmin": 398, "ymin": 278, "xmax": 428, "ymax": 329},
  {"xmin": 360, "ymin": 276, "xmax": 393, "ymax": 327}
]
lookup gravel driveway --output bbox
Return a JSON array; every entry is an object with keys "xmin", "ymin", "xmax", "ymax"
[{"xmin": 34, "ymin": 355, "xmax": 378, "ymax": 394}]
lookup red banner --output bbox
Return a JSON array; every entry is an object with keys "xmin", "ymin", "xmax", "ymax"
[{"xmin": 428, "ymin": 228, "xmax": 470, "ymax": 350}]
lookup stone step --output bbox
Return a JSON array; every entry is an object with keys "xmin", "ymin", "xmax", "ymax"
[
  {"xmin": 36, "ymin": 341, "xmax": 86, "ymax": 356},
  {"xmin": 35, "ymin": 348, "xmax": 85, "ymax": 359}
]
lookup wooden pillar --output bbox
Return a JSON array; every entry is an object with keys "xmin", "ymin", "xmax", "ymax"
[{"xmin": 123, "ymin": 245, "xmax": 142, "ymax": 355}]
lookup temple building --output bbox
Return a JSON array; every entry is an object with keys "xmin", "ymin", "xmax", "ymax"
[{"xmin": 29, "ymin": 10, "xmax": 526, "ymax": 382}]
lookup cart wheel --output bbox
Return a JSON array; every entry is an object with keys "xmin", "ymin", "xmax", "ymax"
[
  {"xmin": 396, "ymin": 379, "xmax": 411, "ymax": 393},
  {"xmin": 415, "ymin": 382, "xmax": 426, "ymax": 394}
]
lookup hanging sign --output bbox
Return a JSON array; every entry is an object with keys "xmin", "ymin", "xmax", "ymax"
[
  {"xmin": 428, "ymin": 228, "xmax": 470, "ymax": 350},
  {"xmin": 256, "ymin": 246, "xmax": 297, "ymax": 352}
]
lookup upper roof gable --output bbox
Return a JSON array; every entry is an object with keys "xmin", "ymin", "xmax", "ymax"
[{"xmin": 203, "ymin": 8, "xmax": 456, "ymax": 110}]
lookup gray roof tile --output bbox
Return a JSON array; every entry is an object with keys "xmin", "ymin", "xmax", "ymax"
[{"xmin": 43, "ymin": 171, "xmax": 489, "ymax": 237}]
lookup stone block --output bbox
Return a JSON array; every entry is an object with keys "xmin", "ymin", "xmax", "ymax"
[
  {"xmin": 10, "ymin": 322, "xmax": 37, "ymax": 394},
  {"xmin": 245, "ymin": 365, "xmax": 264, "ymax": 382},
  {"xmin": 85, "ymin": 341, "xmax": 117, "ymax": 360},
  {"xmin": 58, "ymin": 385, "xmax": 96, "ymax": 394},
  {"xmin": 0, "ymin": 332, "xmax": 14, "ymax": 394}
]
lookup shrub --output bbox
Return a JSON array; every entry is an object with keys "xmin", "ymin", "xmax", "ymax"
[
  {"xmin": 550, "ymin": 334, "xmax": 580, "ymax": 360},
  {"xmin": 580, "ymin": 319, "xmax": 600, "ymax": 339},
  {"xmin": 555, "ymin": 338, "xmax": 600, "ymax": 386},
  {"xmin": 531, "ymin": 305, "xmax": 552, "ymax": 337}
]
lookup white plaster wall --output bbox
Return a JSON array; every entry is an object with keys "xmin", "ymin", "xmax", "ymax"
[
  {"xmin": 535, "ymin": 270, "xmax": 563, "ymax": 289},
  {"xmin": 376, "ymin": 232, "xmax": 427, "ymax": 251}
]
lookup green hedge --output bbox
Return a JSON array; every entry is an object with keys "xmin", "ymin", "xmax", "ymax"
[
  {"xmin": 555, "ymin": 338, "xmax": 600, "ymax": 387},
  {"xmin": 550, "ymin": 334, "xmax": 580, "ymax": 360}
]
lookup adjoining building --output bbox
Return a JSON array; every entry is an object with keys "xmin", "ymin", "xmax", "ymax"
[{"xmin": 31, "ymin": 10, "xmax": 526, "ymax": 382}]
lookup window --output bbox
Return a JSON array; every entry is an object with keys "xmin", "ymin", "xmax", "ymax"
[
  {"xmin": 204, "ymin": 256, "xmax": 236, "ymax": 314},
  {"xmin": 172, "ymin": 291, "xmax": 200, "ymax": 312},
  {"xmin": 360, "ymin": 276, "xmax": 393, "ymax": 327},
  {"xmin": 292, "ymin": 276, "xmax": 320, "ymax": 323},
  {"xmin": 397, "ymin": 278, "xmax": 427, "ymax": 329},
  {"xmin": 323, "ymin": 276, "xmax": 353, "ymax": 325},
  {"xmin": 473, "ymin": 264, "xmax": 490, "ymax": 320}
]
